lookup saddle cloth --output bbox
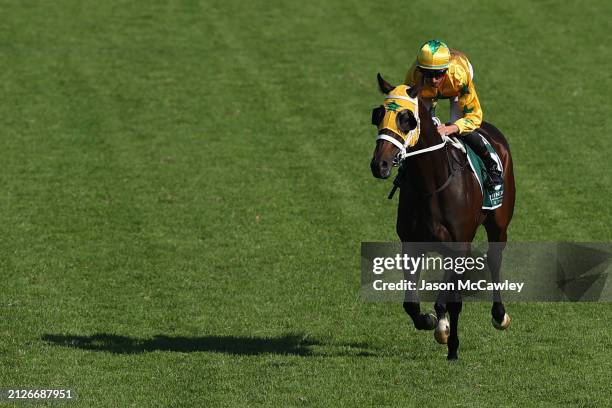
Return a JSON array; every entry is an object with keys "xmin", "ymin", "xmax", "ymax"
[{"xmin": 458, "ymin": 132, "xmax": 504, "ymax": 210}]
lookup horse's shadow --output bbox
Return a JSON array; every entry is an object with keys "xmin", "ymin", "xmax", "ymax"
[{"xmin": 41, "ymin": 333, "xmax": 374, "ymax": 357}]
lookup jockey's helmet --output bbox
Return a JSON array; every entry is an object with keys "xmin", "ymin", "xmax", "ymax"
[{"xmin": 416, "ymin": 40, "xmax": 450, "ymax": 70}]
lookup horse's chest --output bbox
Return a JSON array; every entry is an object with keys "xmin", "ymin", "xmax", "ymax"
[{"xmin": 397, "ymin": 196, "xmax": 467, "ymax": 242}]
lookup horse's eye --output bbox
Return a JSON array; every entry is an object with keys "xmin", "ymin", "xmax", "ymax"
[
  {"xmin": 371, "ymin": 105, "xmax": 385, "ymax": 126},
  {"xmin": 396, "ymin": 110, "xmax": 417, "ymax": 133}
]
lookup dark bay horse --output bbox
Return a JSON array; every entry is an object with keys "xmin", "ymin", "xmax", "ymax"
[{"xmin": 370, "ymin": 74, "xmax": 516, "ymax": 360}]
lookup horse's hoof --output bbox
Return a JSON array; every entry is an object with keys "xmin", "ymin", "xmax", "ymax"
[
  {"xmin": 492, "ymin": 313, "xmax": 511, "ymax": 330},
  {"xmin": 447, "ymin": 353, "xmax": 458, "ymax": 361},
  {"xmin": 434, "ymin": 318, "xmax": 450, "ymax": 344},
  {"xmin": 418, "ymin": 313, "xmax": 437, "ymax": 330}
]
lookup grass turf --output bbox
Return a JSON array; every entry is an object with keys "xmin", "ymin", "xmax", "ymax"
[{"xmin": 0, "ymin": 0, "xmax": 611, "ymax": 406}]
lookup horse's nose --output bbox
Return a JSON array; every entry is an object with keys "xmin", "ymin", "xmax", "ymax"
[
  {"xmin": 380, "ymin": 160, "xmax": 391, "ymax": 178},
  {"xmin": 371, "ymin": 158, "xmax": 391, "ymax": 179},
  {"xmin": 370, "ymin": 158, "xmax": 380, "ymax": 177}
]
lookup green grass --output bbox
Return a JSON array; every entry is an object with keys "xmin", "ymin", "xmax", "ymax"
[{"xmin": 0, "ymin": 0, "xmax": 611, "ymax": 406}]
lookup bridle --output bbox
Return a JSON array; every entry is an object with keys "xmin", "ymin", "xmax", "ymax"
[
  {"xmin": 375, "ymin": 93, "xmax": 421, "ymax": 163},
  {"xmin": 375, "ymin": 94, "xmax": 468, "ymax": 198},
  {"xmin": 378, "ymin": 131, "xmax": 454, "ymax": 167},
  {"xmin": 376, "ymin": 93, "xmax": 460, "ymax": 166}
]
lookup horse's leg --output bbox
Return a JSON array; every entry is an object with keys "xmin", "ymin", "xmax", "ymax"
[
  {"xmin": 446, "ymin": 294, "xmax": 462, "ymax": 360},
  {"xmin": 402, "ymin": 242, "xmax": 437, "ymax": 331},
  {"xmin": 434, "ymin": 300, "xmax": 447, "ymax": 321},
  {"xmin": 482, "ymin": 124, "xmax": 515, "ymax": 329},
  {"xmin": 433, "ymin": 268, "xmax": 453, "ymax": 344},
  {"xmin": 484, "ymin": 222, "xmax": 511, "ymax": 329},
  {"xmin": 433, "ymin": 299, "xmax": 448, "ymax": 343},
  {"xmin": 440, "ymin": 250, "xmax": 464, "ymax": 360}
]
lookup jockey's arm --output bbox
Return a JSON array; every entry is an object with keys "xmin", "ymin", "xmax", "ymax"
[{"xmin": 454, "ymin": 78, "xmax": 483, "ymax": 134}]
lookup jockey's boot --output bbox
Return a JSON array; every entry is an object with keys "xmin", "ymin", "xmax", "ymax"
[{"xmin": 463, "ymin": 131, "xmax": 503, "ymax": 191}]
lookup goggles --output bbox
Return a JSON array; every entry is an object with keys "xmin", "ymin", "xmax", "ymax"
[{"xmin": 419, "ymin": 67, "xmax": 447, "ymax": 78}]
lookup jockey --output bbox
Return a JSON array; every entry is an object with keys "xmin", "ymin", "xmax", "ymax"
[{"xmin": 404, "ymin": 39, "xmax": 503, "ymax": 191}]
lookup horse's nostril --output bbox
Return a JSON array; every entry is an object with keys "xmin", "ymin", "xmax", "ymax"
[{"xmin": 381, "ymin": 160, "xmax": 389, "ymax": 169}]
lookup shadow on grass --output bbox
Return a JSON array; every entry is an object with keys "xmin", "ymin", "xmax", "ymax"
[{"xmin": 41, "ymin": 333, "xmax": 374, "ymax": 356}]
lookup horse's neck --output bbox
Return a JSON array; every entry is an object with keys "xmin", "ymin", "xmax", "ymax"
[
  {"xmin": 415, "ymin": 99, "xmax": 443, "ymax": 149},
  {"xmin": 407, "ymin": 100, "xmax": 450, "ymax": 191}
]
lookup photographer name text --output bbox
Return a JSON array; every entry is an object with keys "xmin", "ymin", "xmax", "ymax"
[{"xmin": 372, "ymin": 279, "xmax": 525, "ymax": 292}]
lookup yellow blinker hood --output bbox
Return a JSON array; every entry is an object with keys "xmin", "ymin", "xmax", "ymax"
[
  {"xmin": 378, "ymin": 85, "xmax": 420, "ymax": 147},
  {"xmin": 378, "ymin": 85, "xmax": 421, "ymax": 146}
]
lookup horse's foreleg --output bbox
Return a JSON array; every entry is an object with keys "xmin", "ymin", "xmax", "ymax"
[
  {"xmin": 433, "ymin": 243, "xmax": 469, "ymax": 346},
  {"xmin": 433, "ymin": 269, "xmax": 453, "ymax": 344},
  {"xmin": 440, "ymin": 261, "xmax": 463, "ymax": 360},
  {"xmin": 402, "ymin": 243, "xmax": 437, "ymax": 331},
  {"xmin": 446, "ymin": 297, "xmax": 462, "ymax": 360},
  {"xmin": 402, "ymin": 302, "xmax": 437, "ymax": 330},
  {"xmin": 440, "ymin": 247, "xmax": 467, "ymax": 359}
]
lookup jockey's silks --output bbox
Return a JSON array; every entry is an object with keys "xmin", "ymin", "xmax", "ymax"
[
  {"xmin": 405, "ymin": 49, "xmax": 483, "ymax": 134},
  {"xmin": 379, "ymin": 85, "xmax": 420, "ymax": 147}
]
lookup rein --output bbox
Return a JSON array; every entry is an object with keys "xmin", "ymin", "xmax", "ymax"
[
  {"xmin": 384, "ymin": 135, "xmax": 466, "ymax": 200},
  {"xmin": 387, "ymin": 143, "xmax": 461, "ymax": 200}
]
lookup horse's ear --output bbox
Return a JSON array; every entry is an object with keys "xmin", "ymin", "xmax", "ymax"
[
  {"xmin": 406, "ymin": 85, "xmax": 420, "ymax": 99},
  {"xmin": 377, "ymin": 73, "xmax": 394, "ymax": 94}
]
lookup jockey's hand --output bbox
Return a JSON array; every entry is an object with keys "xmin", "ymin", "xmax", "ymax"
[{"xmin": 437, "ymin": 124, "xmax": 459, "ymax": 136}]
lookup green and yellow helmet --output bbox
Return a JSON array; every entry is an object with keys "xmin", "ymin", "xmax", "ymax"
[{"xmin": 416, "ymin": 40, "xmax": 450, "ymax": 70}]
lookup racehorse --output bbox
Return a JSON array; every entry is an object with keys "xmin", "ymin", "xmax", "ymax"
[{"xmin": 369, "ymin": 74, "xmax": 516, "ymax": 360}]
